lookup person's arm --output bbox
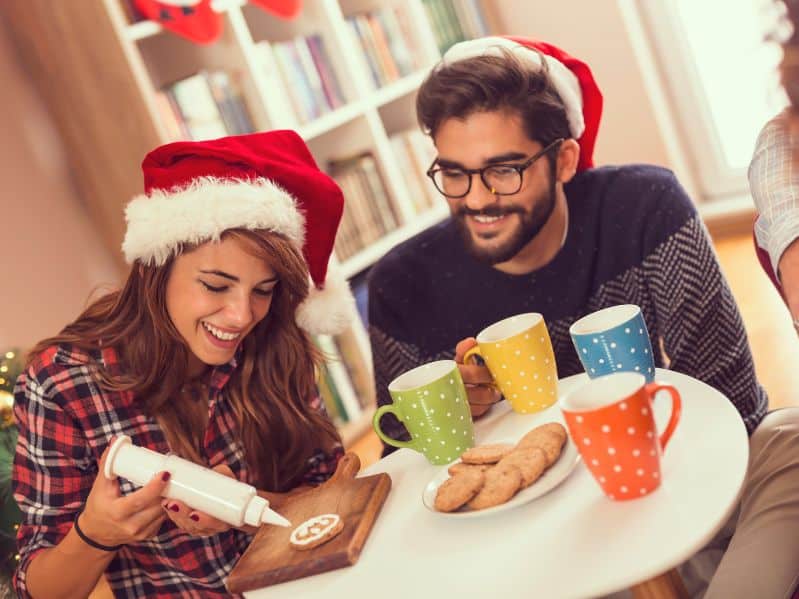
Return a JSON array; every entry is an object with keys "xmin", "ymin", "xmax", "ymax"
[
  {"xmin": 749, "ymin": 112, "xmax": 799, "ymax": 319},
  {"xmin": 645, "ymin": 186, "xmax": 768, "ymax": 433},
  {"xmin": 13, "ymin": 369, "xmax": 169, "ymax": 599},
  {"xmin": 368, "ymin": 271, "xmax": 420, "ymax": 454}
]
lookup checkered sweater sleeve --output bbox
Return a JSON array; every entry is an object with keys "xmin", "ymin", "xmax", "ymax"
[{"xmin": 12, "ymin": 362, "xmax": 95, "ymax": 598}]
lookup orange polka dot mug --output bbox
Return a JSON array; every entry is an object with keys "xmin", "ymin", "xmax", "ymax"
[
  {"xmin": 463, "ymin": 313, "xmax": 558, "ymax": 414},
  {"xmin": 560, "ymin": 371, "xmax": 681, "ymax": 500}
]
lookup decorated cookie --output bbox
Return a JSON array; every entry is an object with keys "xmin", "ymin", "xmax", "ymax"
[
  {"xmin": 434, "ymin": 468, "xmax": 485, "ymax": 512},
  {"xmin": 289, "ymin": 513, "xmax": 344, "ymax": 551},
  {"xmin": 460, "ymin": 443, "xmax": 515, "ymax": 465}
]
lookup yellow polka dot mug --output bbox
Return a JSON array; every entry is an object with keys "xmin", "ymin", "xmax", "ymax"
[
  {"xmin": 373, "ymin": 360, "xmax": 475, "ymax": 465},
  {"xmin": 463, "ymin": 313, "xmax": 558, "ymax": 414}
]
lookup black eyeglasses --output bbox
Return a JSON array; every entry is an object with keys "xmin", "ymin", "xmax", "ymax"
[{"xmin": 426, "ymin": 138, "xmax": 564, "ymax": 199}]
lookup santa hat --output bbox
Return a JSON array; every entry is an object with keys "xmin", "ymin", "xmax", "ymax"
[
  {"xmin": 122, "ymin": 130, "xmax": 354, "ymax": 335},
  {"xmin": 441, "ymin": 36, "xmax": 603, "ymax": 171}
]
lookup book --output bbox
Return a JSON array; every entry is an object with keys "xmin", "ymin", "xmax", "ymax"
[
  {"xmin": 315, "ymin": 334, "xmax": 363, "ymax": 420},
  {"xmin": 306, "ymin": 34, "xmax": 346, "ymax": 109},
  {"xmin": 334, "ymin": 328, "xmax": 375, "ymax": 410},
  {"xmin": 153, "ymin": 90, "xmax": 188, "ymax": 142},
  {"xmin": 317, "ymin": 361, "xmax": 348, "ymax": 425},
  {"xmin": 168, "ymin": 73, "xmax": 228, "ymax": 141},
  {"xmin": 292, "ymin": 35, "xmax": 331, "ymax": 114},
  {"xmin": 206, "ymin": 71, "xmax": 255, "ymax": 136},
  {"xmin": 273, "ymin": 40, "xmax": 317, "ymax": 123},
  {"xmin": 366, "ymin": 13, "xmax": 400, "ymax": 83}
]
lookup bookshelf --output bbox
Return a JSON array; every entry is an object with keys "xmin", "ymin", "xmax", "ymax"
[{"xmin": 2, "ymin": 0, "xmax": 495, "ymax": 446}]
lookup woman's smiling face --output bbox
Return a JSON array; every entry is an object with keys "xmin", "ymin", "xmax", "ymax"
[{"xmin": 165, "ymin": 235, "xmax": 278, "ymax": 375}]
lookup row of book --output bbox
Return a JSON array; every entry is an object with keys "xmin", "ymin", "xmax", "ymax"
[
  {"xmin": 347, "ymin": 6, "xmax": 424, "ymax": 89},
  {"xmin": 266, "ymin": 35, "xmax": 346, "ymax": 124},
  {"xmin": 315, "ymin": 332, "xmax": 373, "ymax": 426},
  {"xmin": 423, "ymin": 0, "xmax": 490, "ymax": 54},
  {"xmin": 328, "ymin": 129, "xmax": 441, "ymax": 262},
  {"xmin": 155, "ymin": 70, "xmax": 255, "ymax": 142},
  {"xmin": 329, "ymin": 153, "xmax": 399, "ymax": 262},
  {"xmin": 389, "ymin": 128, "xmax": 439, "ymax": 215}
]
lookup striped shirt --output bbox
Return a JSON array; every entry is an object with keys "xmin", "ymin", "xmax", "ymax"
[
  {"xmin": 13, "ymin": 344, "xmax": 342, "ymax": 598},
  {"xmin": 750, "ymin": 110, "xmax": 799, "ymax": 275}
]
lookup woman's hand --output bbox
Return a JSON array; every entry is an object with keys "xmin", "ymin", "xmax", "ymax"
[
  {"xmin": 77, "ymin": 443, "xmax": 171, "ymax": 547},
  {"xmin": 455, "ymin": 338, "xmax": 502, "ymax": 419},
  {"xmin": 162, "ymin": 464, "xmax": 235, "ymax": 536}
]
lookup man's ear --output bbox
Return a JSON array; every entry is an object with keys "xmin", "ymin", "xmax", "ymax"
[{"xmin": 556, "ymin": 139, "xmax": 581, "ymax": 184}]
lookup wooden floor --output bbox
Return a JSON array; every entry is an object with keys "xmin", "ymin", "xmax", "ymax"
[{"xmin": 349, "ymin": 231, "xmax": 799, "ymax": 469}]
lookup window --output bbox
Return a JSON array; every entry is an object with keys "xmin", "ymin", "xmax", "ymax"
[{"xmin": 638, "ymin": 0, "xmax": 787, "ymax": 200}]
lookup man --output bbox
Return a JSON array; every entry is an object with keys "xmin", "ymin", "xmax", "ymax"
[
  {"xmin": 369, "ymin": 36, "xmax": 766, "ymax": 441},
  {"xmin": 368, "ymin": 36, "xmax": 797, "ymax": 598}
]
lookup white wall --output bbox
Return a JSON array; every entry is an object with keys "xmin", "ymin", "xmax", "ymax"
[
  {"xmin": 487, "ymin": 0, "xmax": 699, "ymax": 199},
  {"xmin": 0, "ymin": 21, "xmax": 121, "ymax": 350}
]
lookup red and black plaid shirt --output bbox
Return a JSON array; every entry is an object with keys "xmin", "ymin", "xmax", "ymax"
[{"xmin": 13, "ymin": 344, "xmax": 342, "ymax": 598}]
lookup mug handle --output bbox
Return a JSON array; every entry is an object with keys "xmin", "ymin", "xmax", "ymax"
[
  {"xmin": 372, "ymin": 404, "xmax": 417, "ymax": 450},
  {"xmin": 644, "ymin": 382, "xmax": 682, "ymax": 451},
  {"xmin": 462, "ymin": 345, "xmax": 483, "ymax": 366}
]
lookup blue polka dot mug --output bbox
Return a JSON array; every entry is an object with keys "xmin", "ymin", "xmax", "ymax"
[{"xmin": 569, "ymin": 305, "xmax": 655, "ymax": 382}]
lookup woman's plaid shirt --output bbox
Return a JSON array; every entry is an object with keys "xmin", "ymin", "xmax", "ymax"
[{"xmin": 12, "ymin": 344, "xmax": 343, "ymax": 598}]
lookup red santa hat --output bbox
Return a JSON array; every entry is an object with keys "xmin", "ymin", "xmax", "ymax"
[
  {"xmin": 122, "ymin": 130, "xmax": 354, "ymax": 335},
  {"xmin": 441, "ymin": 36, "xmax": 603, "ymax": 171}
]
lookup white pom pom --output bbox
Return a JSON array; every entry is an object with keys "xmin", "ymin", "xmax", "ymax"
[{"xmin": 295, "ymin": 267, "xmax": 355, "ymax": 335}]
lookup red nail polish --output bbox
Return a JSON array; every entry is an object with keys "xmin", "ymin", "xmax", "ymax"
[
  {"xmin": 162, "ymin": 472, "xmax": 171, "ymax": 482},
  {"xmin": 169, "ymin": 504, "xmax": 179, "ymax": 512},
  {"xmin": 190, "ymin": 514, "xmax": 199, "ymax": 522}
]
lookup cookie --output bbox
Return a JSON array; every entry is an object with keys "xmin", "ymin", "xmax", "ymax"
[
  {"xmin": 497, "ymin": 447, "xmax": 548, "ymax": 488},
  {"xmin": 467, "ymin": 463, "xmax": 523, "ymax": 510},
  {"xmin": 447, "ymin": 462, "xmax": 489, "ymax": 477},
  {"xmin": 289, "ymin": 513, "xmax": 344, "ymax": 550},
  {"xmin": 460, "ymin": 443, "xmax": 515, "ymax": 465},
  {"xmin": 516, "ymin": 423, "xmax": 567, "ymax": 466},
  {"xmin": 434, "ymin": 468, "xmax": 485, "ymax": 512}
]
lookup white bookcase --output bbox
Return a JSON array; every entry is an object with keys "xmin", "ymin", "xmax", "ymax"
[{"xmin": 3, "ymin": 0, "xmax": 493, "ymax": 445}]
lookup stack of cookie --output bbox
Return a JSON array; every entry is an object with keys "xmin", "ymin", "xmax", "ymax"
[{"xmin": 434, "ymin": 423, "xmax": 567, "ymax": 512}]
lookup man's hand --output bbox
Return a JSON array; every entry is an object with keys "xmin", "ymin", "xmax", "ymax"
[{"xmin": 454, "ymin": 338, "xmax": 502, "ymax": 419}]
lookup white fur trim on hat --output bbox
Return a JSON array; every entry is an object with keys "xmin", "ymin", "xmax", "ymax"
[
  {"xmin": 442, "ymin": 37, "xmax": 585, "ymax": 139},
  {"xmin": 122, "ymin": 176, "xmax": 305, "ymax": 265},
  {"xmin": 296, "ymin": 264, "xmax": 355, "ymax": 335}
]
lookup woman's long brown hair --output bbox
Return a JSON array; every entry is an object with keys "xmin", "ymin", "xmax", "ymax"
[{"xmin": 28, "ymin": 229, "xmax": 341, "ymax": 491}]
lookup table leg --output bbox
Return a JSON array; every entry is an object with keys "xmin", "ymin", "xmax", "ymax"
[{"xmin": 630, "ymin": 568, "xmax": 688, "ymax": 599}]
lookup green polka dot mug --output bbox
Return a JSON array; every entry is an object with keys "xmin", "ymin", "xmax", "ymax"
[{"xmin": 373, "ymin": 360, "xmax": 475, "ymax": 465}]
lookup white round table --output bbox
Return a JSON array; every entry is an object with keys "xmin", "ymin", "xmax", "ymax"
[{"xmin": 244, "ymin": 369, "xmax": 749, "ymax": 599}]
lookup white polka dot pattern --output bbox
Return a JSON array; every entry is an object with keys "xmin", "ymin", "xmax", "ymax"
[
  {"xmin": 562, "ymin": 379, "xmax": 682, "ymax": 501},
  {"xmin": 570, "ymin": 307, "xmax": 656, "ymax": 382}
]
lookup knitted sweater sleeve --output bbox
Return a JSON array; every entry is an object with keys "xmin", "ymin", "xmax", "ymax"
[
  {"xmin": 642, "ymin": 191, "xmax": 768, "ymax": 433},
  {"xmin": 367, "ymin": 263, "xmax": 423, "ymax": 450}
]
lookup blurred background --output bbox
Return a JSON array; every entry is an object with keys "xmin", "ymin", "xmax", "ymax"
[
  {"xmin": 2, "ymin": 0, "xmax": 798, "ymax": 463},
  {"xmin": 0, "ymin": 1, "xmax": 797, "ymax": 593}
]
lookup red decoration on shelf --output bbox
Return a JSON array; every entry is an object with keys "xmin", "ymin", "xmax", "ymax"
[
  {"xmin": 249, "ymin": 0, "xmax": 303, "ymax": 20},
  {"xmin": 134, "ymin": 0, "xmax": 223, "ymax": 44}
]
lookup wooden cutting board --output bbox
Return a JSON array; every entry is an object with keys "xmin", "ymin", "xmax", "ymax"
[{"xmin": 225, "ymin": 452, "xmax": 392, "ymax": 594}]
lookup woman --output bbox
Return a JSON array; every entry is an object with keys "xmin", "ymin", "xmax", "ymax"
[{"xmin": 12, "ymin": 130, "xmax": 355, "ymax": 598}]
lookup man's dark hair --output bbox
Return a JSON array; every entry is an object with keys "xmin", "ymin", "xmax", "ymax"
[{"xmin": 416, "ymin": 48, "xmax": 572, "ymax": 154}]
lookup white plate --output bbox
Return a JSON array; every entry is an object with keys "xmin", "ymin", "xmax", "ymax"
[{"xmin": 422, "ymin": 436, "xmax": 580, "ymax": 517}]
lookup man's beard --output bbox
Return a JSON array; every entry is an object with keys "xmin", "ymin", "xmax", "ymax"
[{"xmin": 453, "ymin": 176, "xmax": 558, "ymax": 265}]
